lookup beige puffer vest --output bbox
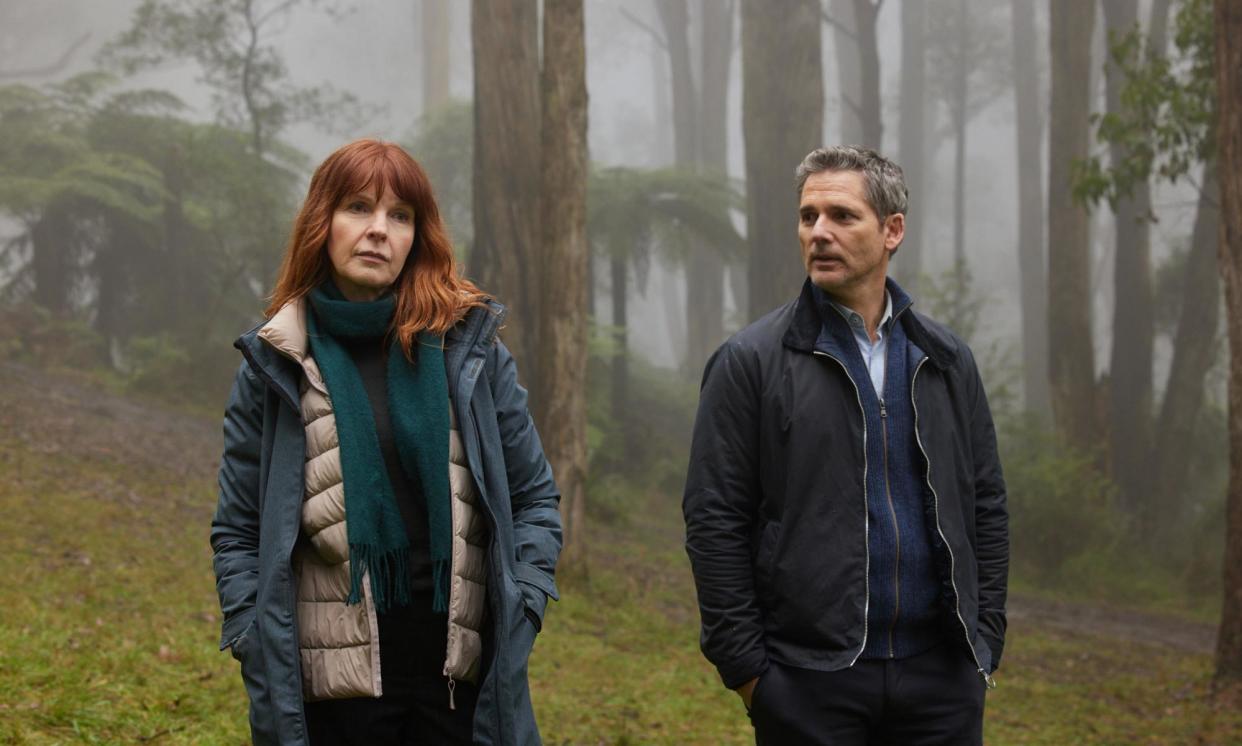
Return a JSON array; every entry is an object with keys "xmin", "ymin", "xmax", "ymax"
[{"xmin": 258, "ymin": 300, "xmax": 489, "ymax": 702}]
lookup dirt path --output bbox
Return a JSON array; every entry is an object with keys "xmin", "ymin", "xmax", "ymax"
[{"xmin": 1008, "ymin": 593, "xmax": 1217, "ymax": 655}]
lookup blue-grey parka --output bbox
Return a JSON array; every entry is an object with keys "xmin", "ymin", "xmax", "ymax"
[{"xmin": 211, "ymin": 300, "xmax": 562, "ymax": 745}]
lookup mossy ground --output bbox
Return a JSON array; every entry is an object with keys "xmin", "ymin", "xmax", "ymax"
[{"xmin": 1, "ymin": 365, "xmax": 1238, "ymax": 744}]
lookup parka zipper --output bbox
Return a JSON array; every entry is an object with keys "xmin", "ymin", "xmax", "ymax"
[
  {"xmin": 811, "ymin": 349, "xmax": 870, "ymax": 665},
  {"xmin": 910, "ymin": 357, "xmax": 996, "ymax": 689}
]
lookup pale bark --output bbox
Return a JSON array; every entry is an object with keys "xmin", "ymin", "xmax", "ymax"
[
  {"xmin": 536, "ymin": 0, "xmax": 589, "ymax": 569},
  {"xmin": 896, "ymin": 0, "xmax": 926, "ymax": 292},
  {"xmin": 951, "ymin": 0, "xmax": 968, "ymax": 272},
  {"xmin": 1047, "ymin": 0, "xmax": 1099, "ymax": 450},
  {"xmin": 1011, "ymin": 0, "xmax": 1052, "ymax": 416},
  {"xmin": 741, "ymin": 0, "xmax": 823, "ymax": 319},
  {"xmin": 1214, "ymin": 0, "xmax": 1242, "ymax": 683},
  {"xmin": 829, "ymin": 0, "xmax": 862, "ymax": 144},
  {"xmin": 470, "ymin": 0, "xmax": 541, "ymax": 368},
  {"xmin": 421, "ymin": 0, "xmax": 450, "ymax": 112}
]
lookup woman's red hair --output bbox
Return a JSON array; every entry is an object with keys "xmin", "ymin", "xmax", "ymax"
[{"xmin": 266, "ymin": 139, "xmax": 488, "ymax": 348}]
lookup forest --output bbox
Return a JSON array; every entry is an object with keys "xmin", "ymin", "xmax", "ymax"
[{"xmin": 1, "ymin": 0, "xmax": 1241, "ymax": 742}]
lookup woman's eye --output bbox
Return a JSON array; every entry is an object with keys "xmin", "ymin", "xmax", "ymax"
[
  {"xmin": 391, "ymin": 211, "xmax": 412, "ymax": 223},
  {"xmin": 346, "ymin": 201, "xmax": 368, "ymax": 213}
]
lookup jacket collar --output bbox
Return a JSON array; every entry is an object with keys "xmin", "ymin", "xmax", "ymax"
[
  {"xmin": 233, "ymin": 295, "xmax": 509, "ymax": 414},
  {"xmin": 781, "ymin": 276, "xmax": 956, "ymax": 370}
]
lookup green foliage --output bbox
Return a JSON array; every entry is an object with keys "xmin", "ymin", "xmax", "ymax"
[
  {"xmin": 101, "ymin": 0, "xmax": 358, "ymax": 156},
  {"xmin": 1000, "ymin": 414, "xmax": 1121, "ymax": 585},
  {"xmin": 0, "ymin": 304, "xmax": 106, "ymax": 369},
  {"xmin": 1074, "ymin": 0, "xmax": 1215, "ymax": 208},
  {"xmin": 585, "ymin": 330, "xmax": 699, "ymax": 516},
  {"xmin": 589, "ymin": 166, "xmax": 744, "ymax": 293},
  {"xmin": 405, "ymin": 100, "xmax": 474, "ymax": 253}
]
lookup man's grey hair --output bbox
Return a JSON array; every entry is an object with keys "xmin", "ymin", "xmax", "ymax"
[{"xmin": 794, "ymin": 146, "xmax": 908, "ymax": 220}]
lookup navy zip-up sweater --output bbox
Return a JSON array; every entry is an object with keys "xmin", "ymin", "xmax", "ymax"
[{"xmin": 813, "ymin": 285, "xmax": 943, "ymax": 660}]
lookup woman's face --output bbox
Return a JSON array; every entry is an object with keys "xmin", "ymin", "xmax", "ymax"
[{"xmin": 326, "ymin": 182, "xmax": 416, "ymax": 302}]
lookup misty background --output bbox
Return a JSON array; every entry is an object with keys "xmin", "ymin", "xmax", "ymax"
[{"xmin": 2, "ymin": 0, "xmax": 1239, "ymax": 743}]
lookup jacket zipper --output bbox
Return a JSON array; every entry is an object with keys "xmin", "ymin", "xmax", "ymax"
[
  {"xmin": 811, "ymin": 350, "xmax": 870, "ymax": 665},
  {"xmin": 879, "ymin": 399, "xmax": 901, "ymax": 658},
  {"xmin": 910, "ymin": 357, "xmax": 996, "ymax": 689}
]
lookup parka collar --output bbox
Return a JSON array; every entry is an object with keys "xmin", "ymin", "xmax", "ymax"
[
  {"xmin": 233, "ymin": 295, "xmax": 509, "ymax": 415},
  {"xmin": 781, "ymin": 276, "xmax": 957, "ymax": 370}
]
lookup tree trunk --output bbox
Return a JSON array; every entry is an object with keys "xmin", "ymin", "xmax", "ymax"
[
  {"xmin": 1047, "ymin": 0, "xmax": 1099, "ymax": 450},
  {"xmin": 690, "ymin": 0, "xmax": 733, "ymax": 372},
  {"xmin": 536, "ymin": 0, "xmax": 589, "ymax": 570},
  {"xmin": 610, "ymin": 251, "xmax": 629, "ymax": 442},
  {"xmin": 470, "ymin": 0, "xmax": 541, "ymax": 369},
  {"xmin": 1213, "ymin": 0, "xmax": 1242, "ymax": 684},
  {"xmin": 1011, "ymin": 0, "xmax": 1052, "ymax": 416},
  {"xmin": 853, "ymin": 0, "xmax": 882, "ymax": 148},
  {"xmin": 829, "ymin": 0, "xmax": 862, "ymax": 144},
  {"xmin": 896, "ymin": 0, "xmax": 926, "ymax": 293},
  {"xmin": 659, "ymin": 0, "xmax": 734, "ymax": 375},
  {"xmin": 951, "ymin": 0, "xmax": 968, "ymax": 281},
  {"xmin": 1150, "ymin": 167, "xmax": 1220, "ymax": 539},
  {"xmin": 1103, "ymin": 0, "xmax": 1155, "ymax": 515},
  {"xmin": 741, "ymin": 0, "xmax": 823, "ymax": 320},
  {"xmin": 421, "ymin": 0, "xmax": 451, "ymax": 112},
  {"xmin": 30, "ymin": 205, "xmax": 72, "ymax": 315}
]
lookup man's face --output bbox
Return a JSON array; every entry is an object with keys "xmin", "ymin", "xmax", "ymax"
[{"xmin": 798, "ymin": 170, "xmax": 904, "ymax": 296}]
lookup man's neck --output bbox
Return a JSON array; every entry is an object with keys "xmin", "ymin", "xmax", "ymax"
[{"xmin": 822, "ymin": 281, "xmax": 889, "ymax": 342}]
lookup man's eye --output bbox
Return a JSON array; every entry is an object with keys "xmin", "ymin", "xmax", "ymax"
[{"xmin": 801, "ymin": 213, "xmax": 815, "ymax": 224}]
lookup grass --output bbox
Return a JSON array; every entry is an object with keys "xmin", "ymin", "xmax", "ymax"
[{"xmin": 1, "ymin": 410, "xmax": 1239, "ymax": 744}]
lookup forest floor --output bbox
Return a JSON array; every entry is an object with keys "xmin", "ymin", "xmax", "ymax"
[{"xmin": 0, "ymin": 361, "xmax": 1238, "ymax": 745}]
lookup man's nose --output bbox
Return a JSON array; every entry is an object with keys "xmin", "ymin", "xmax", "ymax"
[{"xmin": 811, "ymin": 214, "xmax": 833, "ymax": 242}]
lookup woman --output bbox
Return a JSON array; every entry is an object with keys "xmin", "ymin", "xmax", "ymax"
[{"xmin": 211, "ymin": 139, "xmax": 561, "ymax": 746}]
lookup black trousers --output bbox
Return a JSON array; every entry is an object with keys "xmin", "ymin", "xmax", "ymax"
[
  {"xmin": 305, "ymin": 597, "xmax": 480, "ymax": 746},
  {"xmin": 748, "ymin": 644, "xmax": 986, "ymax": 746}
]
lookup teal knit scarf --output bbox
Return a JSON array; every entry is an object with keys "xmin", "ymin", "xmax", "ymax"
[{"xmin": 306, "ymin": 283, "xmax": 451, "ymax": 614}]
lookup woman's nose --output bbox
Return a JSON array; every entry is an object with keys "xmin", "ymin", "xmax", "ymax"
[{"xmin": 366, "ymin": 214, "xmax": 387, "ymax": 239}]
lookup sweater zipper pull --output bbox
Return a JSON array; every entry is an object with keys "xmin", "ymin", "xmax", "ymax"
[{"xmin": 447, "ymin": 677, "xmax": 457, "ymax": 710}]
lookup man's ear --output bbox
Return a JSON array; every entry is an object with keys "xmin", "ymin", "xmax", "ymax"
[{"xmin": 884, "ymin": 212, "xmax": 905, "ymax": 255}]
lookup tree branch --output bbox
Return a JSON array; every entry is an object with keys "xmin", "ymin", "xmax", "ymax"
[
  {"xmin": 821, "ymin": 10, "xmax": 857, "ymax": 41},
  {"xmin": 0, "ymin": 33, "xmax": 91, "ymax": 80},
  {"xmin": 620, "ymin": 8, "xmax": 668, "ymax": 50}
]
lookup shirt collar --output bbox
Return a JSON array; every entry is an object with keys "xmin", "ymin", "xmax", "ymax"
[{"xmin": 828, "ymin": 290, "xmax": 893, "ymax": 338}]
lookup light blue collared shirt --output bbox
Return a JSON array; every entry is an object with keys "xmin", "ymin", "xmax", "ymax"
[{"xmin": 827, "ymin": 291, "xmax": 894, "ymax": 400}]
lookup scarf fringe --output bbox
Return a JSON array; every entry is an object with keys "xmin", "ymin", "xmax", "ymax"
[{"xmin": 347, "ymin": 544, "xmax": 412, "ymax": 614}]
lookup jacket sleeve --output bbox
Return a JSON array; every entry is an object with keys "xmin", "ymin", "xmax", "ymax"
[
  {"xmin": 211, "ymin": 360, "xmax": 265, "ymax": 650},
  {"xmin": 682, "ymin": 339, "xmax": 767, "ymax": 689},
  {"xmin": 966, "ymin": 350, "xmax": 1009, "ymax": 672},
  {"xmin": 487, "ymin": 339, "xmax": 562, "ymax": 629}
]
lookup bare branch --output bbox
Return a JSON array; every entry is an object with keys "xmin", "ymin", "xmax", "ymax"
[
  {"xmin": 820, "ymin": 9, "xmax": 857, "ymax": 41},
  {"xmin": 840, "ymin": 92, "xmax": 863, "ymax": 118},
  {"xmin": 620, "ymin": 7, "xmax": 668, "ymax": 50},
  {"xmin": 0, "ymin": 32, "xmax": 91, "ymax": 80}
]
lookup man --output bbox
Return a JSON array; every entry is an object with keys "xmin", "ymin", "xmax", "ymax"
[{"xmin": 683, "ymin": 146, "xmax": 1008, "ymax": 745}]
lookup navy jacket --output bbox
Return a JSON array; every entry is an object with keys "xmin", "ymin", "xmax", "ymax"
[
  {"xmin": 683, "ymin": 279, "xmax": 1008, "ymax": 689},
  {"xmin": 212, "ymin": 300, "xmax": 562, "ymax": 745}
]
